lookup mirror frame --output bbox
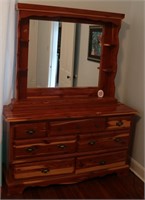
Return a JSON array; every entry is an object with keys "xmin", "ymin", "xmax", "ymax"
[{"xmin": 16, "ymin": 3, "xmax": 125, "ymax": 100}]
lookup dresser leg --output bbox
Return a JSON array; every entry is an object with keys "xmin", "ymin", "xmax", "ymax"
[{"xmin": 6, "ymin": 184, "xmax": 25, "ymax": 197}]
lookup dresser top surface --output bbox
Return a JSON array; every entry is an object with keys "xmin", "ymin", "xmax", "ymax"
[{"xmin": 3, "ymin": 97, "xmax": 137, "ymax": 122}]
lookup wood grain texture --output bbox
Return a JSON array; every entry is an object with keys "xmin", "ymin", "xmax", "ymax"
[
  {"xmin": 15, "ymin": 3, "xmax": 125, "ymax": 100},
  {"xmin": 3, "ymin": 100, "xmax": 137, "ymax": 122},
  {"xmin": 3, "ymin": 113, "xmax": 137, "ymax": 195},
  {"xmin": 2, "ymin": 3, "xmax": 139, "ymax": 197}
]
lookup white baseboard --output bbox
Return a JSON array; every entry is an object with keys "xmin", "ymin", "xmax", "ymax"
[{"xmin": 130, "ymin": 157, "xmax": 145, "ymax": 182}]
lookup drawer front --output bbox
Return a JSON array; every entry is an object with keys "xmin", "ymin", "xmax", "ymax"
[
  {"xmin": 78, "ymin": 132, "xmax": 129, "ymax": 153},
  {"xmin": 14, "ymin": 136, "xmax": 76, "ymax": 159},
  {"xmin": 49, "ymin": 118, "xmax": 106, "ymax": 136},
  {"xmin": 13, "ymin": 122, "xmax": 47, "ymax": 139},
  {"xmin": 14, "ymin": 158, "xmax": 74, "ymax": 179},
  {"xmin": 76, "ymin": 151, "xmax": 127, "ymax": 174},
  {"xmin": 107, "ymin": 116, "xmax": 132, "ymax": 130},
  {"xmin": 78, "ymin": 118, "xmax": 106, "ymax": 133}
]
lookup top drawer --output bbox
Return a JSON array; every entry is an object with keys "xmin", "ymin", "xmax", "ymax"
[
  {"xmin": 107, "ymin": 116, "xmax": 132, "ymax": 130},
  {"xmin": 49, "ymin": 118, "xmax": 106, "ymax": 136},
  {"xmin": 13, "ymin": 122, "xmax": 47, "ymax": 139}
]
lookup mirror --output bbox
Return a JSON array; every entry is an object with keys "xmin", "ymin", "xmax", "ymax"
[
  {"xmin": 16, "ymin": 3, "xmax": 125, "ymax": 100},
  {"xmin": 27, "ymin": 20, "xmax": 103, "ymax": 88}
]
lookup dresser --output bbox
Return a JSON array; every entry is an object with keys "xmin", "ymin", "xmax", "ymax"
[
  {"xmin": 3, "ymin": 3, "xmax": 137, "ymax": 196},
  {"xmin": 3, "ymin": 98, "xmax": 137, "ymax": 195}
]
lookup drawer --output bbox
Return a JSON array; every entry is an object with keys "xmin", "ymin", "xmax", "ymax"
[
  {"xmin": 49, "ymin": 118, "xmax": 106, "ymax": 136},
  {"xmin": 78, "ymin": 132, "xmax": 129, "ymax": 153},
  {"xmin": 76, "ymin": 151, "xmax": 127, "ymax": 174},
  {"xmin": 13, "ymin": 136, "xmax": 76, "ymax": 159},
  {"xmin": 14, "ymin": 158, "xmax": 74, "ymax": 179},
  {"xmin": 13, "ymin": 122, "xmax": 47, "ymax": 139},
  {"xmin": 107, "ymin": 116, "xmax": 132, "ymax": 130},
  {"xmin": 78, "ymin": 118, "xmax": 106, "ymax": 133}
]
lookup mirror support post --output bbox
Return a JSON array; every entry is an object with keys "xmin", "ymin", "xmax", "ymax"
[{"xmin": 16, "ymin": 19, "xmax": 29, "ymax": 99}]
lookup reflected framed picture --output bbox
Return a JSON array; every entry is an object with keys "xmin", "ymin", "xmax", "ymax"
[{"xmin": 88, "ymin": 26, "xmax": 103, "ymax": 62}]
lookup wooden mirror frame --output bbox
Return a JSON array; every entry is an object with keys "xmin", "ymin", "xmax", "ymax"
[{"xmin": 16, "ymin": 3, "xmax": 124, "ymax": 100}]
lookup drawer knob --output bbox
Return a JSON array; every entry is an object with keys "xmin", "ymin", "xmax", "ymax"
[
  {"xmin": 41, "ymin": 168, "xmax": 49, "ymax": 174},
  {"xmin": 57, "ymin": 144, "xmax": 66, "ymax": 149},
  {"xmin": 114, "ymin": 137, "xmax": 122, "ymax": 143},
  {"xmin": 99, "ymin": 160, "xmax": 106, "ymax": 165},
  {"xmin": 26, "ymin": 129, "xmax": 35, "ymax": 135},
  {"xmin": 116, "ymin": 121, "xmax": 123, "ymax": 126},
  {"xmin": 26, "ymin": 147, "xmax": 36, "ymax": 152},
  {"xmin": 88, "ymin": 140, "xmax": 96, "ymax": 145}
]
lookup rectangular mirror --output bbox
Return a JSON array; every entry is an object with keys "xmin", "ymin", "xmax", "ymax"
[{"xmin": 27, "ymin": 20, "xmax": 103, "ymax": 88}]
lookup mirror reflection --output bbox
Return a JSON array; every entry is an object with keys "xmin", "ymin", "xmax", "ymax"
[{"xmin": 27, "ymin": 20, "xmax": 103, "ymax": 88}]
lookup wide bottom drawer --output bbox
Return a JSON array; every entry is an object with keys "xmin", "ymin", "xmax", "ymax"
[
  {"xmin": 14, "ymin": 158, "xmax": 74, "ymax": 179},
  {"xmin": 76, "ymin": 151, "xmax": 128, "ymax": 174}
]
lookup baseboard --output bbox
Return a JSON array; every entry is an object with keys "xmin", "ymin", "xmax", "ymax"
[{"xmin": 130, "ymin": 157, "xmax": 145, "ymax": 182}]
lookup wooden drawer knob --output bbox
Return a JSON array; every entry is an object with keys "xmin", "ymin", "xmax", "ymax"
[
  {"xmin": 116, "ymin": 121, "xmax": 123, "ymax": 126},
  {"xmin": 41, "ymin": 168, "xmax": 50, "ymax": 174}
]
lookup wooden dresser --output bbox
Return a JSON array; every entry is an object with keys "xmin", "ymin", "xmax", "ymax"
[
  {"xmin": 3, "ymin": 3, "xmax": 138, "ymax": 196},
  {"xmin": 3, "ymin": 97, "xmax": 137, "ymax": 195}
]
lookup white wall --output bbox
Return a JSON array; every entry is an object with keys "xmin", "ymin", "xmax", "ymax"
[
  {"xmin": 16, "ymin": 0, "xmax": 145, "ymax": 177},
  {"xmin": 122, "ymin": 1, "xmax": 144, "ymax": 168},
  {"xmin": 1, "ymin": 0, "xmax": 16, "ymax": 193}
]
